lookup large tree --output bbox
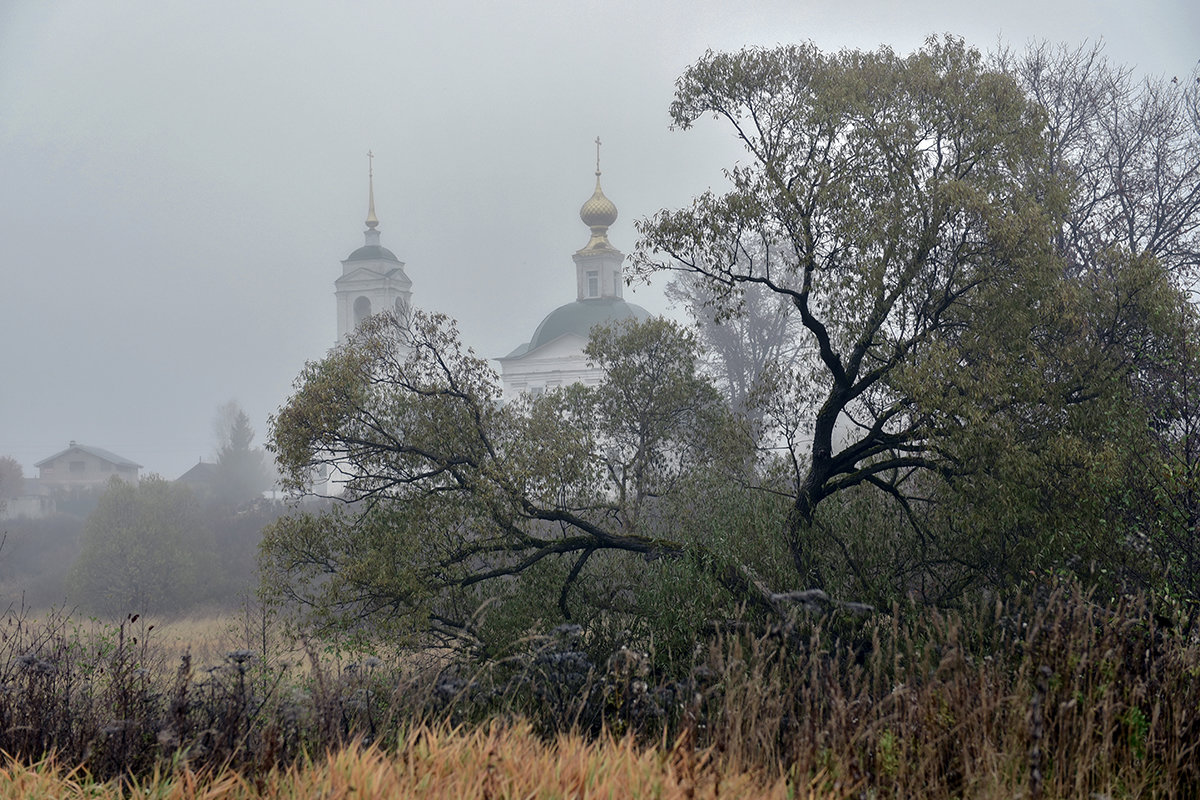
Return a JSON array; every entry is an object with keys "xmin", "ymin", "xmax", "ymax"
[
  {"xmin": 631, "ymin": 37, "xmax": 1183, "ymax": 594},
  {"xmin": 986, "ymin": 41, "xmax": 1200, "ymax": 600},
  {"xmin": 262, "ymin": 312, "xmax": 745, "ymax": 644}
]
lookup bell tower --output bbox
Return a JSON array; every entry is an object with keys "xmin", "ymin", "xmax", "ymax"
[{"xmin": 334, "ymin": 151, "xmax": 413, "ymax": 343}]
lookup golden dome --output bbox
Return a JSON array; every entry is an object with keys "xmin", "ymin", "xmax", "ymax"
[
  {"xmin": 580, "ymin": 173, "xmax": 618, "ymax": 229},
  {"xmin": 578, "ymin": 137, "xmax": 619, "ymax": 251},
  {"xmin": 579, "ymin": 172, "xmax": 619, "ymax": 252}
]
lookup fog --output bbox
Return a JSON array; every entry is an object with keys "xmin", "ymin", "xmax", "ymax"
[{"xmin": 1, "ymin": 0, "xmax": 1195, "ymax": 479}]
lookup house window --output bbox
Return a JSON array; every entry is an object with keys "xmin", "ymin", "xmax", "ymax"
[
  {"xmin": 586, "ymin": 271, "xmax": 599, "ymax": 298},
  {"xmin": 69, "ymin": 460, "xmax": 85, "ymax": 473}
]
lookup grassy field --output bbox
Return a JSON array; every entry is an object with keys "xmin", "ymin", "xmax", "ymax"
[{"xmin": 0, "ymin": 584, "xmax": 1197, "ymax": 798}]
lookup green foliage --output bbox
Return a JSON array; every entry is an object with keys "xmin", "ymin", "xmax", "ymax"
[
  {"xmin": 1111, "ymin": 299, "xmax": 1200, "ymax": 605},
  {"xmin": 258, "ymin": 504, "xmax": 434, "ymax": 645},
  {"xmin": 4, "ymin": 494, "xmax": 282, "ymax": 613},
  {"xmin": 635, "ymin": 37, "xmax": 1068, "ymax": 586},
  {"xmin": 0, "ymin": 513, "xmax": 84, "ymax": 607},
  {"xmin": 267, "ymin": 37, "xmax": 1200, "ymax": 665},
  {"xmin": 635, "ymin": 37, "xmax": 1199, "ymax": 605},
  {"xmin": 69, "ymin": 477, "xmax": 216, "ymax": 614},
  {"xmin": 262, "ymin": 312, "xmax": 762, "ymax": 651}
]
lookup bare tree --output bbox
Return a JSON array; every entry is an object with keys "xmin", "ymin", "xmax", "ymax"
[
  {"xmin": 994, "ymin": 41, "xmax": 1200, "ymax": 286},
  {"xmin": 665, "ymin": 270, "xmax": 807, "ymax": 439}
]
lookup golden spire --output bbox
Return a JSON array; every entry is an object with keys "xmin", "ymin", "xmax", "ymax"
[
  {"xmin": 579, "ymin": 136, "xmax": 618, "ymax": 250},
  {"xmin": 365, "ymin": 149, "xmax": 379, "ymax": 230}
]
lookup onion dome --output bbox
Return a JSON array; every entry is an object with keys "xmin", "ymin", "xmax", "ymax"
[
  {"xmin": 580, "ymin": 174, "xmax": 618, "ymax": 230},
  {"xmin": 578, "ymin": 136, "xmax": 619, "ymax": 251}
]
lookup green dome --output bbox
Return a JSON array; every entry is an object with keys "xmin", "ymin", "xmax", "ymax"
[
  {"xmin": 347, "ymin": 244, "xmax": 400, "ymax": 262},
  {"xmin": 528, "ymin": 297, "xmax": 651, "ymax": 351}
]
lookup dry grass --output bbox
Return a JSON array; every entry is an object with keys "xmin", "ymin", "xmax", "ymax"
[
  {"xmin": 0, "ymin": 582, "xmax": 1196, "ymax": 797},
  {"xmin": 0, "ymin": 722, "xmax": 796, "ymax": 799},
  {"xmin": 689, "ymin": 585, "xmax": 1200, "ymax": 799},
  {"xmin": 12, "ymin": 608, "xmax": 244, "ymax": 666},
  {"xmin": 15, "ymin": 603, "xmax": 308, "ymax": 677},
  {"xmin": 146, "ymin": 614, "xmax": 252, "ymax": 670}
]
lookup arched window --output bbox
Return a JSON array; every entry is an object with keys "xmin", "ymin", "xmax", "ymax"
[{"xmin": 353, "ymin": 296, "xmax": 372, "ymax": 327}]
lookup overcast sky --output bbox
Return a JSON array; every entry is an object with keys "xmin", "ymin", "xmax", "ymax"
[{"xmin": 1, "ymin": 0, "xmax": 1196, "ymax": 479}]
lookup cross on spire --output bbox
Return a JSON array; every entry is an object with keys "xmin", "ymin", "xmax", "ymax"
[
  {"xmin": 365, "ymin": 149, "xmax": 379, "ymax": 230},
  {"xmin": 594, "ymin": 136, "xmax": 602, "ymax": 175}
]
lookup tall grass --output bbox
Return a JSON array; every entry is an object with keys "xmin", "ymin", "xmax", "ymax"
[
  {"xmin": 0, "ymin": 722, "xmax": 791, "ymax": 798},
  {"xmin": 0, "ymin": 582, "xmax": 1195, "ymax": 797},
  {"xmin": 691, "ymin": 584, "xmax": 1200, "ymax": 797}
]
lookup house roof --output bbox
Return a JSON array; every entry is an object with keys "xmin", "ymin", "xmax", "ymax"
[
  {"xmin": 34, "ymin": 443, "xmax": 143, "ymax": 469},
  {"xmin": 176, "ymin": 460, "xmax": 219, "ymax": 484}
]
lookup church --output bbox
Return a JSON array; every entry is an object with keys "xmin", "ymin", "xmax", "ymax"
[{"xmin": 336, "ymin": 145, "xmax": 649, "ymax": 398}]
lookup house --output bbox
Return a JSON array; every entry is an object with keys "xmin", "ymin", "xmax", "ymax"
[{"xmin": 35, "ymin": 441, "xmax": 142, "ymax": 488}]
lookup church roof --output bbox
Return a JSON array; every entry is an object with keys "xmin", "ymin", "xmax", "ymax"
[
  {"xmin": 505, "ymin": 297, "xmax": 651, "ymax": 358},
  {"xmin": 346, "ymin": 244, "xmax": 400, "ymax": 263}
]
